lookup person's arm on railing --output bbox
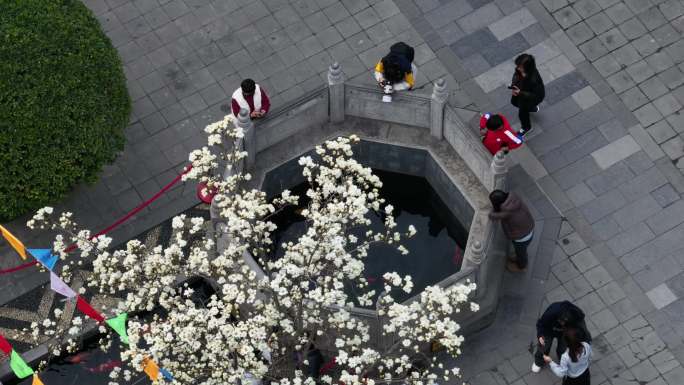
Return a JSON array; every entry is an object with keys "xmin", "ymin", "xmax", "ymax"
[{"xmin": 488, "ymin": 209, "xmax": 512, "ymax": 220}]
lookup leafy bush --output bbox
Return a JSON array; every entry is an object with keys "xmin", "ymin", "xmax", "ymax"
[{"xmin": 0, "ymin": 0, "xmax": 130, "ymax": 221}]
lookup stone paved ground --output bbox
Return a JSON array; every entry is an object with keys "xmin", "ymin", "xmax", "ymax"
[
  {"xmin": 0, "ymin": 0, "xmax": 446, "ymax": 304},
  {"xmin": 390, "ymin": 0, "xmax": 684, "ymax": 384},
  {"xmin": 3, "ymin": 0, "xmax": 684, "ymax": 384}
]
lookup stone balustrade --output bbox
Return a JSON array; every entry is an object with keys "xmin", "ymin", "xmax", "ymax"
[{"xmin": 214, "ymin": 62, "xmax": 510, "ymax": 336}]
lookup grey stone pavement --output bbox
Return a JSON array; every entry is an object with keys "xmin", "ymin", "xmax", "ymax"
[
  {"xmin": 0, "ymin": 0, "xmax": 439, "ymax": 304},
  {"xmin": 2, "ymin": 0, "xmax": 684, "ymax": 384},
  {"xmin": 388, "ymin": 0, "xmax": 684, "ymax": 385}
]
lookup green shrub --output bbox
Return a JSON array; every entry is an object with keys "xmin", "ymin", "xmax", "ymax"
[{"xmin": 0, "ymin": 0, "xmax": 130, "ymax": 221}]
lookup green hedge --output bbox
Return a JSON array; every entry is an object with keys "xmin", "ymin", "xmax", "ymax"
[{"xmin": 0, "ymin": 0, "xmax": 130, "ymax": 221}]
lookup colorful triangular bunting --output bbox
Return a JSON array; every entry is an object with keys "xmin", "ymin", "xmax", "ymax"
[
  {"xmin": 160, "ymin": 367, "xmax": 174, "ymax": 382},
  {"xmin": 10, "ymin": 349, "xmax": 34, "ymax": 378},
  {"xmin": 105, "ymin": 313, "xmax": 129, "ymax": 344},
  {"xmin": 0, "ymin": 224, "xmax": 27, "ymax": 259},
  {"xmin": 143, "ymin": 357, "xmax": 160, "ymax": 381},
  {"xmin": 0, "ymin": 333, "xmax": 12, "ymax": 354},
  {"xmin": 32, "ymin": 373, "xmax": 45, "ymax": 385},
  {"xmin": 50, "ymin": 272, "xmax": 77, "ymax": 298},
  {"xmin": 27, "ymin": 248, "xmax": 58, "ymax": 271},
  {"xmin": 76, "ymin": 295, "xmax": 105, "ymax": 323}
]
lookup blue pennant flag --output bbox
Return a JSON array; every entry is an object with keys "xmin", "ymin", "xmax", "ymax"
[
  {"xmin": 160, "ymin": 367, "xmax": 174, "ymax": 382},
  {"xmin": 27, "ymin": 249, "xmax": 58, "ymax": 271}
]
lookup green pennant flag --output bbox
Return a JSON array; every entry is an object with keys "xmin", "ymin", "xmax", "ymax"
[
  {"xmin": 10, "ymin": 349, "xmax": 34, "ymax": 378},
  {"xmin": 105, "ymin": 313, "xmax": 129, "ymax": 344}
]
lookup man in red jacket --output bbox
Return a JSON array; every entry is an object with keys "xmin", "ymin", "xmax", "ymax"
[
  {"xmin": 479, "ymin": 113, "xmax": 523, "ymax": 155},
  {"xmin": 231, "ymin": 78, "xmax": 271, "ymax": 118}
]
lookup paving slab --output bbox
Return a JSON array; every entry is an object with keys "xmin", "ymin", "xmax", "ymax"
[
  {"xmin": 5, "ymin": 0, "xmax": 684, "ymax": 382},
  {"xmin": 591, "ymin": 134, "xmax": 641, "ymax": 169}
]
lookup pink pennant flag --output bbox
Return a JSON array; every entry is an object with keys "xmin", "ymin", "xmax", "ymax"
[{"xmin": 50, "ymin": 272, "xmax": 76, "ymax": 298}]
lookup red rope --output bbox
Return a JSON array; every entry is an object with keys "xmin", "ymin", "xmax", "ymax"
[
  {"xmin": 0, "ymin": 164, "xmax": 194, "ymax": 274},
  {"xmin": 0, "ymin": 261, "xmax": 39, "ymax": 274},
  {"xmin": 64, "ymin": 164, "xmax": 193, "ymax": 252}
]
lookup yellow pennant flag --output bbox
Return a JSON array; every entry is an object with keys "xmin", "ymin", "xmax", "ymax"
[
  {"xmin": 0, "ymin": 224, "xmax": 27, "ymax": 260},
  {"xmin": 32, "ymin": 373, "xmax": 45, "ymax": 385},
  {"xmin": 143, "ymin": 357, "xmax": 159, "ymax": 381}
]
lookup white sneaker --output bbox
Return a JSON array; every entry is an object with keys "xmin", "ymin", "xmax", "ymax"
[{"xmin": 531, "ymin": 363, "xmax": 541, "ymax": 373}]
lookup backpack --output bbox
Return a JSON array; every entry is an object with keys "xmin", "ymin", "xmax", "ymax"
[
  {"xmin": 382, "ymin": 42, "xmax": 414, "ymax": 83},
  {"xmin": 390, "ymin": 42, "xmax": 415, "ymax": 63}
]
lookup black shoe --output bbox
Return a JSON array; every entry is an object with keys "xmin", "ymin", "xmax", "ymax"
[
  {"xmin": 522, "ymin": 127, "xmax": 534, "ymax": 136},
  {"xmin": 532, "ymin": 105, "xmax": 540, "ymax": 113}
]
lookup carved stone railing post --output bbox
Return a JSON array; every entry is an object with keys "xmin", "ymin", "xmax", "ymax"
[
  {"xmin": 490, "ymin": 151, "xmax": 507, "ymax": 191},
  {"xmin": 430, "ymin": 78, "xmax": 448, "ymax": 139},
  {"xmin": 469, "ymin": 240, "xmax": 483, "ymax": 265},
  {"xmin": 237, "ymin": 108, "xmax": 256, "ymax": 169},
  {"xmin": 328, "ymin": 62, "xmax": 345, "ymax": 123}
]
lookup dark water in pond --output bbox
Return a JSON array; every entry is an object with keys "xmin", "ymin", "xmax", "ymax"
[{"xmin": 268, "ymin": 169, "xmax": 469, "ymax": 306}]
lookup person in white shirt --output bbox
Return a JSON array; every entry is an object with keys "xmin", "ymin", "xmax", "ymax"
[{"xmin": 544, "ymin": 328, "xmax": 592, "ymax": 385}]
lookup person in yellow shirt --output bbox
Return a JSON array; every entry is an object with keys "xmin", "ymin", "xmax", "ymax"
[{"xmin": 374, "ymin": 42, "xmax": 416, "ymax": 91}]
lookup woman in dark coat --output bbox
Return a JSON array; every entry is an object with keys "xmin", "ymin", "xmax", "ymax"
[{"xmin": 511, "ymin": 54, "xmax": 545, "ymax": 135}]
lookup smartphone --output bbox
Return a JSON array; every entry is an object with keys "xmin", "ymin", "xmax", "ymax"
[{"xmin": 507, "ymin": 85, "xmax": 515, "ymax": 89}]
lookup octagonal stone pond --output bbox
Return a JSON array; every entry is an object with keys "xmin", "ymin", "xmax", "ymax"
[{"xmin": 260, "ymin": 141, "xmax": 473, "ymax": 306}]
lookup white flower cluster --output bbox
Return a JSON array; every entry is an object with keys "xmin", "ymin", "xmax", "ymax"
[{"xmin": 28, "ymin": 118, "xmax": 476, "ymax": 385}]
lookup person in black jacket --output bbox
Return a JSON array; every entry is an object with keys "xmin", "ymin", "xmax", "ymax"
[
  {"xmin": 533, "ymin": 301, "xmax": 591, "ymax": 373},
  {"xmin": 511, "ymin": 54, "xmax": 545, "ymax": 135},
  {"xmin": 374, "ymin": 42, "xmax": 416, "ymax": 91}
]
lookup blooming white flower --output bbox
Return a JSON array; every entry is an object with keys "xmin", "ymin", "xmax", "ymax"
[
  {"xmin": 28, "ymin": 132, "xmax": 474, "ymax": 385},
  {"xmin": 171, "ymin": 215, "xmax": 186, "ymax": 229}
]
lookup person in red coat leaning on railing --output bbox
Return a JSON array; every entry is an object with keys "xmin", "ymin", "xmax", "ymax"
[
  {"xmin": 479, "ymin": 113, "xmax": 523, "ymax": 155},
  {"xmin": 231, "ymin": 78, "xmax": 271, "ymax": 118}
]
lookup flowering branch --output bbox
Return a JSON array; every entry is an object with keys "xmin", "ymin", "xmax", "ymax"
[{"xmin": 27, "ymin": 116, "xmax": 477, "ymax": 385}]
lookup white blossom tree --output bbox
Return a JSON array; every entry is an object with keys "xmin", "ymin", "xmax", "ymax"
[{"xmin": 27, "ymin": 115, "xmax": 478, "ymax": 385}]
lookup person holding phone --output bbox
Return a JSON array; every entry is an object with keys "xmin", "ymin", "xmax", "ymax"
[
  {"xmin": 511, "ymin": 54, "xmax": 545, "ymax": 135},
  {"xmin": 231, "ymin": 78, "xmax": 271, "ymax": 119},
  {"xmin": 479, "ymin": 113, "xmax": 523, "ymax": 156},
  {"xmin": 374, "ymin": 42, "xmax": 416, "ymax": 91}
]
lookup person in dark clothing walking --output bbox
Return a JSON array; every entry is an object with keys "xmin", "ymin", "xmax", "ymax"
[
  {"xmin": 533, "ymin": 301, "xmax": 592, "ymax": 373},
  {"xmin": 488, "ymin": 190, "xmax": 534, "ymax": 272},
  {"xmin": 510, "ymin": 54, "xmax": 545, "ymax": 135}
]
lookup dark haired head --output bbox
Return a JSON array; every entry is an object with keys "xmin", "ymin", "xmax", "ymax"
[
  {"xmin": 563, "ymin": 328, "xmax": 583, "ymax": 363},
  {"xmin": 558, "ymin": 309, "xmax": 574, "ymax": 326},
  {"xmin": 241, "ymin": 78, "xmax": 256, "ymax": 95},
  {"xmin": 515, "ymin": 54, "xmax": 537, "ymax": 76},
  {"xmin": 486, "ymin": 114, "xmax": 504, "ymax": 131},
  {"xmin": 489, "ymin": 190, "xmax": 509, "ymax": 212},
  {"xmin": 383, "ymin": 59, "xmax": 404, "ymax": 84}
]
